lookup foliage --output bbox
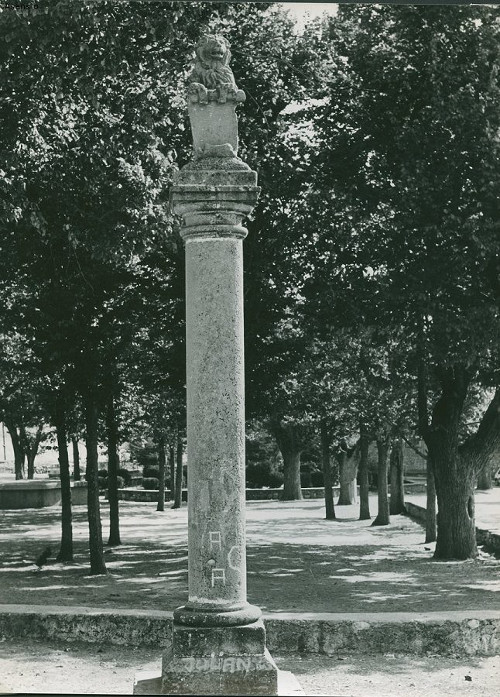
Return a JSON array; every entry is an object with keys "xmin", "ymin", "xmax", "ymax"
[
  {"xmin": 142, "ymin": 477, "xmax": 159, "ymax": 491},
  {"xmin": 117, "ymin": 467, "xmax": 132, "ymax": 486},
  {"xmin": 143, "ymin": 466, "xmax": 160, "ymax": 479}
]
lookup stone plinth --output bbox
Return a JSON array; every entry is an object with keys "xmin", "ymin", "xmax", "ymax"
[
  {"xmin": 135, "ymin": 667, "xmax": 302, "ymax": 697},
  {"xmin": 161, "ymin": 621, "xmax": 277, "ymax": 695}
]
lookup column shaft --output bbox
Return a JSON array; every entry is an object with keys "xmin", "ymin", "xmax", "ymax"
[{"xmin": 185, "ymin": 237, "xmax": 247, "ymax": 611}]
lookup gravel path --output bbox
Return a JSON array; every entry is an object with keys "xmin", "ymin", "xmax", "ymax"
[{"xmin": 1, "ymin": 637, "xmax": 499, "ymax": 696}]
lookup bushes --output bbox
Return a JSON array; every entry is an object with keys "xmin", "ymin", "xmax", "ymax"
[
  {"xmin": 310, "ymin": 470, "xmax": 324, "ymax": 487},
  {"xmin": 87, "ymin": 469, "xmax": 108, "ymax": 486},
  {"xmin": 300, "ymin": 470, "xmax": 312, "ymax": 488},
  {"xmin": 143, "ymin": 477, "xmax": 159, "ymax": 490},
  {"xmin": 132, "ymin": 443, "xmax": 158, "ymax": 471},
  {"xmin": 86, "ymin": 468, "xmax": 128, "ymax": 489},
  {"xmin": 143, "ymin": 465, "xmax": 160, "ymax": 479},
  {"xmin": 246, "ymin": 462, "xmax": 284, "ymax": 489},
  {"xmin": 117, "ymin": 467, "xmax": 132, "ymax": 486}
]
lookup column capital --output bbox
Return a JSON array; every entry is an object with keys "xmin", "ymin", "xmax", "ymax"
[{"xmin": 171, "ymin": 165, "xmax": 260, "ymax": 241}]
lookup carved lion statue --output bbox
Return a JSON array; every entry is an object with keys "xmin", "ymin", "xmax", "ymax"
[{"xmin": 188, "ymin": 34, "xmax": 243, "ymax": 104}]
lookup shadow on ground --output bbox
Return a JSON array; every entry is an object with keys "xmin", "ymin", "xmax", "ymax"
[{"xmin": 0, "ymin": 499, "xmax": 499, "ymax": 614}]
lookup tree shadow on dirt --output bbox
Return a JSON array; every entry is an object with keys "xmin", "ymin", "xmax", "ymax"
[{"xmin": 246, "ymin": 542, "xmax": 500, "ymax": 614}]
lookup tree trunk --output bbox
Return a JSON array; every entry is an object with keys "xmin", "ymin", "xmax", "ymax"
[
  {"xmin": 372, "ymin": 436, "xmax": 390, "ymax": 526},
  {"xmin": 157, "ymin": 437, "xmax": 166, "ymax": 512},
  {"xmin": 320, "ymin": 420, "xmax": 335, "ymax": 520},
  {"xmin": 5, "ymin": 420, "xmax": 25, "ymax": 480},
  {"xmin": 477, "ymin": 466, "xmax": 492, "ymax": 490},
  {"xmin": 476, "ymin": 453, "xmax": 498, "ymax": 490},
  {"xmin": 337, "ymin": 444, "xmax": 358, "ymax": 505},
  {"xmin": 425, "ymin": 454, "xmax": 437, "ymax": 543},
  {"xmin": 169, "ymin": 443, "xmax": 175, "ymax": 501},
  {"xmin": 434, "ymin": 457, "xmax": 477, "ymax": 559},
  {"xmin": 389, "ymin": 438, "xmax": 405, "ymax": 514},
  {"xmin": 358, "ymin": 430, "xmax": 371, "ymax": 520},
  {"xmin": 84, "ymin": 385, "xmax": 107, "ymax": 574},
  {"xmin": 172, "ymin": 431, "xmax": 183, "ymax": 509},
  {"xmin": 27, "ymin": 452, "xmax": 35, "ymax": 479},
  {"xmin": 54, "ymin": 395, "xmax": 73, "ymax": 562},
  {"xmin": 106, "ymin": 392, "xmax": 121, "ymax": 547},
  {"xmin": 26, "ymin": 426, "xmax": 43, "ymax": 480},
  {"xmin": 282, "ymin": 448, "xmax": 302, "ymax": 501},
  {"xmin": 271, "ymin": 420, "xmax": 303, "ymax": 501},
  {"xmin": 14, "ymin": 451, "xmax": 25, "ymax": 479},
  {"xmin": 424, "ymin": 365, "xmax": 482, "ymax": 560},
  {"xmin": 72, "ymin": 438, "xmax": 81, "ymax": 481}
]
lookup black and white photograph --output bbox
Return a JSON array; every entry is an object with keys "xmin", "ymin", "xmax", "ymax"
[{"xmin": 0, "ymin": 1, "xmax": 499, "ymax": 695}]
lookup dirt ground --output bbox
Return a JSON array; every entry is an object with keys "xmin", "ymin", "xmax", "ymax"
[
  {"xmin": 0, "ymin": 497, "xmax": 499, "ymax": 615},
  {"xmin": 0, "ymin": 636, "xmax": 499, "ymax": 696}
]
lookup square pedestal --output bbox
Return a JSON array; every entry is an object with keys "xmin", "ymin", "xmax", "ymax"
[
  {"xmin": 134, "ymin": 668, "xmax": 303, "ymax": 696},
  {"xmin": 134, "ymin": 619, "xmax": 279, "ymax": 695}
]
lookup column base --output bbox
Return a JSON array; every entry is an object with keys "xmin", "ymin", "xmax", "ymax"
[
  {"xmin": 174, "ymin": 601, "xmax": 262, "ymax": 627},
  {"xmin": 133, "ymin": 618, "xmax": 279, "ymax": 695},
  {"xmin": 134, "ymin": 668, "xmax": 303, "ymax": 696}
]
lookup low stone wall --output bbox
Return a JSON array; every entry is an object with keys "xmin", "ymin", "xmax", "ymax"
[
  {"xmin": 117, "ymin": 489, "xmax": 187, "ymax": 503},
  {"xmin": 117, "ymin": 487, "xmax": 354, "ymax": 503},
  {"xmin": 0, "ymin": 480, "xmax": 87, "ymax": 509},
  {"xmin": 404, "ymin": 482, "xmax": 427, "ymax": 494},
  {"xmin": 0, "ymin": 605, "xmax": 499, "ymax": 657},
  {"xmin": 404, "ymin": 501, "xmax": 427, "ymax": 524},
  {"xmin": 404, "ymin": 501, "xmax": 500, "ymax": 554},
  {"xmin": 118, "ymin": 484, "xmax": 425, "ymax": 504},
  {"xmin": 265, "ymin": 612, "xmax": 500, "ymax": 657}
]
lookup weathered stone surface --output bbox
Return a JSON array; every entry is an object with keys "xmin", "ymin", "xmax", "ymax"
[
  {"xmin": 162, "ymin": 645, "xmax": 278, "ymax": 696},
  {"xmin": 134, "ymin": 670, "xmax": 162, "ymax": 695},
  {"xmin": 168, "ymin": 620, "xmax": 267, "ymax": 656},
  {"xmin": 186, "ymin": 34, "xmax": 245, "ymax": 160},
  {"xmin": 2, "ymin": 605, "xmax": 500, "ymax": 657},
  {"xmin": 189, "ymin": 102, "xmax": 239, "ymax": 159},
  {"xmin": 134, "ymin": 668, "xmax": 304, "ymax": 697},
  {"xmin": 162, "ymin": 32, "xmax": 279, "ymax": 694}
]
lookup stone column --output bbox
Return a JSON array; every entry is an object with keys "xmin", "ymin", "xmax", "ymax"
[{"xmin": 158, "ymin": 35, "xmax": 277, "ymax": 695}]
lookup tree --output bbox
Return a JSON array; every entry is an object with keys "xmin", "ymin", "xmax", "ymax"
[
  {"xmin": 156, "ymin": 436, "xmax": 167, "ymax": 512},
  {"xmin": 105, "ymin": 378, "xmax": 121, "ymax": 547},
  {"xmin": 336, "ymin": 439, "xmax": 358, "ymax": 506},
  {"xmin": 320, "ymin": 419, "xmax": 336, "ymax": 520},
  {"xmin": 52, "ymin": 390, "xmax": 73, "ymax": 562},
  {"xmin": 172, "ymin": 427, "xmax": 184, "ymax": 509},
  {"xmin": 358, "ymin": 426, "xmax": 371, "ymax": 520},
  {"xmin": 389, "ymin": 439, "xmax": 405, "ymax": 515},
  {"xmin": 307, "ymin": 4, "xmax": 500, "ymax": 557},
  {"xmin": 0, "ymin": 0, "xmax": 232, "ymax": 572},
  {"xmin": 426, "ymin": 454, "xmax": 437, "ymax": 544}
]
